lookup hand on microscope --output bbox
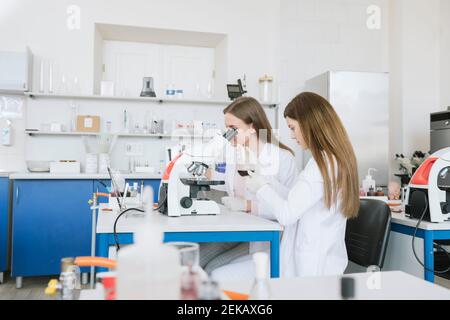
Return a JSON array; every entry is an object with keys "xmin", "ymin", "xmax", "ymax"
[{"xmin": 221, "ymin": 196, "xmax": 251, "ymax": 212}]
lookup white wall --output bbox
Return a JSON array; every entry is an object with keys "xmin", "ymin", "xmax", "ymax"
[
  {"xmin": 279, "ymin": 0, "xmax": 389, "ymax": 165},
  {"xmin": 0, "ymin": 0, "xmax": 280, "ymax": 96},
  {"xmin": 441, "ymin": 0, "xmax": 450, "ymax": 109},
  {"xmin": 0, "ymin": 0, "xmax": 281, "ymax": 171},
  {"xmin": 389, "ymin": 0, "xmax": 442, "ymax": 160},
  {"xmin": 1, "ymin": 0, "xmax": 450, "ymax": 175}
]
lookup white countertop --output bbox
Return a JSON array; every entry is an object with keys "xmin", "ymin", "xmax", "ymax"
[
  {"xmin": 0, "ymin": 172, "xmax": 11, "ymax": 178},
  {"xmin": 79, "ymin": 271, "xmax": 450, "ymax": 300},
  {"xmin": 97, "ymin": 204, "xmax": 282, "ymax": 234},
  {"xmin": 391, "ymin": 211, "xmax": 450, "ymax": 230},
  {"xmin": 221, "ymin": 271, "xmax": 450, "ymax": 300},
  {"xmin": 9, "ymin": 172, "xmax": 162, "ymax": 180}
]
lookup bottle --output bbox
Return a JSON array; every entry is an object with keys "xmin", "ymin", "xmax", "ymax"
[
  {"xmin": 105, "ymin": 120, "xmax": 112, "ymax": 133},
  {"xmin": 59, "ymin": 257, "xmax": 81, "ymax": 300},
  {"xmin": 362, "ymin": 168, "xmax": 377, "ymax": 194},
  {"xmin": 175, "ymin": 89, "xmax": 184, "ymax": 99},
  {"xmin": 181, "ymin": 268, "xmax": 201, "ymax": 300},
  {"xmin": 132, "ymin": 182, "xmax": 139, "ymax": 197},
  {"xmin": 367, "ymin": 187, "xmax": 376, "ymax": 197},
  {"xmin": 69, "ymin": 101, "xmax": 78, "ymax": 132},
  {"xmin": 165, "ymin": 83, "xmax": 175, "ymax": 98},
  {"xmin": 116, "ymin": 217, "xmax": 182, "ymax": 299},
  {"xmin": 2, "ymin": 119, "xmax": 12, "ymax": 146},
  {"xmin": 248, "ymin": 252, "xmax": 271, "ymax": 300},
  {"xmin": 376, "ymin": 187, "xmax": 384, "ymax": 197},
  {"xmin": 359, "ymin": 186, "xmax": 366, "ymax": 197},
  {"xmin": 39, "ymin": 59, "xmax": 45, "ymax": 93},
  {"xmin": 123, "ymin": 109, "xmax": 130, "ymax": 133},
  {"xmin": 159, "ymin": 159, "xmax": 165, "ymax": 175},
  {"xmin": 341, "ymin": 277, "xmax": 355, "ymax": 300}
]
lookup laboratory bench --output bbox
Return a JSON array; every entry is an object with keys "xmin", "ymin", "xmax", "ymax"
[
  {"xmin": 220, "ymin": 271, "xmax": 450, "ymax": 300},
  {"xmin": 7, "ymin": 174, "xmax": 161, "ymax": 288},
  {"xmin": 386, "ymin": 211, "xmax": 450, "ymax": 283},
  {"xmin": 95, "ymin": 204, "xmax": 282, "ymax": 278},
  {"xmin": 78, "ymin": 271, "xmax": 450, "ymax": 300}
]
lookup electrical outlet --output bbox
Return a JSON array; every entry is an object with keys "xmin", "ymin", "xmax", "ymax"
[{"xmin": 125, "ymin": 143, "xmax": 144, "ymax": 156}]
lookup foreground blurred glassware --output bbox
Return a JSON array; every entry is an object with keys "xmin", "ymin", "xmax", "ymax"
[{"xmin": 165, "ymin": 242, "xmax": 201, "ymax": 300}]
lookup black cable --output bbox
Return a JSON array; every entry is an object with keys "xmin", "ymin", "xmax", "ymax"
[
  {"xmin": 156, "ymin": 193, "xmax": 166, "ymax": 211},
  {"xmin": 412, "ymin": 194, "xmax": 450, "ymax": 274},
  {"xmin": 113, "ymin": 207, "xmax": 145, "ymax": 251},
  {"xmin": 95, "ymin": 179, "xmax": 108, "ymax": 189}
]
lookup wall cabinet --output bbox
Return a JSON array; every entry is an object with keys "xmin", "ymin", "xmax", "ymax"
[{"xmin": 0, "ymin": 47, "xmax": 33, "ymax": 92}]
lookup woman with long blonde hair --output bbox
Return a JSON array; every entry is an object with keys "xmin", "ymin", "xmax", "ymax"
[{"xmin": 211, "ymin": 92, "xmax": 359, "ymax": 280}]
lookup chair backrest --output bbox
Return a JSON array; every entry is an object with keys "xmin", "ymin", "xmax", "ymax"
[{"xmin": 345, "ymin": 199, "xmax": 392, "ymax": 269}]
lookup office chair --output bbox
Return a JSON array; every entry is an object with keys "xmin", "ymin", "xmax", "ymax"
[{"xmin": 345, "ymin": 199, "xmax": 392, "ymax": 269}]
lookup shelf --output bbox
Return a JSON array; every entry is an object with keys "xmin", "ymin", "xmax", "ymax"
[
  {"xmin": 25, "ymin": 130, "xmax": 98, "ymax": 136},
  {"xmin": 0, "ymin": 89, "xmax": 26, "ymax": 95},
  {"xmin": 24, "ymin": 92, "xmax": 279, "ymax": 108},
  {"xmin": 25, "ymin": 130, "xmax": 214, "ymax": 139}
]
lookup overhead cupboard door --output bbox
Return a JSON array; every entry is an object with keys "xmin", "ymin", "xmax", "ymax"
[
  {"xmin": 102, "ymin": 40, "xmax": 214, "ymax": 99},
  {"xmin": 162, "ymin": 45, "xmax": 215, "ymax": 99}
]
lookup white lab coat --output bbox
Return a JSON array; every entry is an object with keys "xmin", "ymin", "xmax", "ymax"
[
  {"xmin": 255, "ymin": 157, "xmax": 348, "ymax": 278},
  {"xmin": 212, "ymin": 143, "xmax": 298, "ymax": 253},
  {"xmin": 212, "ymin": 159, "xmax": 348, "ymax": 282}
]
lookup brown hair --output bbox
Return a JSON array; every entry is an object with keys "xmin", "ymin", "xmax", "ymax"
[
  {"xmin": 224, "ymin": 97, "xmax": 293, "ymax": 155},
  {"xmin": 284, "ymin": 92, "xmax": 359, "ymax": 219}
]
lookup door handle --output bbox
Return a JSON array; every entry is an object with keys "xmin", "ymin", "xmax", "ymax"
[{"xmin": 16, "ymin": 186, "xmax": 19, "ymax": 204}]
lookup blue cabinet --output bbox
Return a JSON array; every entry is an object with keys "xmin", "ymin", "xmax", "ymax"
[
  {"xmin": 11, "ymin": 180, "xmax": 93, "ymax": 277},
  {"xmin": 0, "ymin": 178, "xmax": 10, "ymax": 278},
  {"xmin": 11, "ymin": 178, "xmax": 161, "ymax": 278}
]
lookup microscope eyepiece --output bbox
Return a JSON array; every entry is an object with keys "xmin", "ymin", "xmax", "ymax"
[{"xmin": 223, "ymin": 128, "xmax": 238, "ymax": 141}]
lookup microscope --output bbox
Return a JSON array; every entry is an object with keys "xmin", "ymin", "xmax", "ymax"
[
  {"xmin": 405, "ymin": 147, "xmax": 450, "ymax": 223},
  {"xmin": 158, "ymin": 128, "xmax": 238, "ymax": 217}
]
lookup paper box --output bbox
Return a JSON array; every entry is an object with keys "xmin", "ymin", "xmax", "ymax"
[{"xmin": 77, "ymin": 115, "xmax": 100, "ymax": 132}]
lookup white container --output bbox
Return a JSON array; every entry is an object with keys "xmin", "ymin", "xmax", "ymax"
[
  {"xmin": 134, "ymin": 166, "xmax": 155, "ymax": 174},
  {"xmin": 1, "ymin": 120, "xmax": 12, "ymax": 146},
  {"xmin": 116, "ymin": 224, "xmax": 182, "ymax": 300},
  {"xmin": 100, "ymin": 81, "xmax": 115, "ymax": 96},
  {"xmin": 259, "ymin": 75, "xmax": 273, "ymax": 103},
  {"xmin": 50, "ymin": 161, "xmax": 81, "ymax": 174},
  {"xmin": 98, "ymin": 153, "xmax": 110, "ymax": 174},
  {"xmin": 362, "ymin": 168, "xmax": 377, "ymax": 194},
  {"xmin": 50, "ymin": 122, "xmax": 62, "ymax": 132},
  {"xmin": 193, "ymin": 121, "xmax": 203, "ymax": 135},
  {"xmin": 85, "ymin": 153, "xmax": 98, "ymax": 174}
]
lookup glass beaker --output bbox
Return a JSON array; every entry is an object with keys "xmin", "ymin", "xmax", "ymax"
[
  {"xmin": 165, "ymin": 242, "xmax": 200, "ymax": 300},
  {"xmin": 258, "ymin": 75, "xmax": 273, "ymax": 103}
]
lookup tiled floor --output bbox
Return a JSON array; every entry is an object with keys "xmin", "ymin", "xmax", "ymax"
[
  {"xmin": 0, "ymin": 275, "xmax": 55, "ymax": 300},
  {"xmin": 0, "ymin": 275, "xmax": 91, "ymax": 300},
  {"xmin": 0, "ymin": 273, "xmax": 450, "ymax": 300}
]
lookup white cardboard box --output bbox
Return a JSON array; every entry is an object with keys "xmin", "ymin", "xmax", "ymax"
[{"xmin": 50, "ymin": 161, "xmax": 81, "ymax": 174}]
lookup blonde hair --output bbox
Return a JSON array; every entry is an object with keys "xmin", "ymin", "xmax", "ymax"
[
  {"xmin": 224, "ymin": 97, "xmax": 293, "ymax": 155},
  {"xmin": 284, "ymin": 92, "xmax": 359, "ymax": 219}
]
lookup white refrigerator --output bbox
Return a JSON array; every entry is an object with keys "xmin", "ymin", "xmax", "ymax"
[{"xmin": 306, "ymin": 71, "xmax": 389, "ymax": 186}]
